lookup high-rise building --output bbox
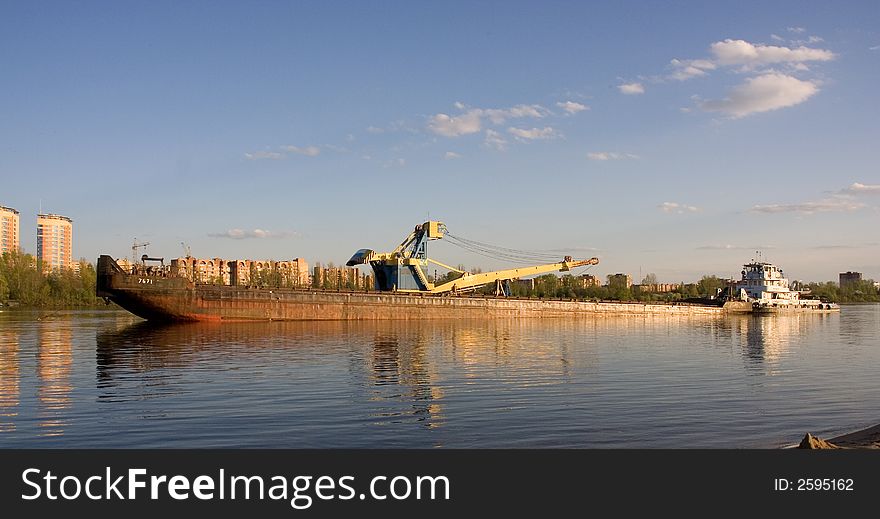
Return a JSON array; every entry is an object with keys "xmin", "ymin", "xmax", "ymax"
[
  {"xmin": 839, "ymin": 271, "xmax": 862, "ymax": 288},
  {"xmin": 0, "ymin": 206, "xmax": 20, "ymax": 255},
  {"xmin": 37, "ymin": 214, "xmax": 73, "ymax": 271}
]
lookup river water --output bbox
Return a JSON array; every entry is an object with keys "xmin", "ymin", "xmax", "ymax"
[{"xmin": 0, "ymin": 306, "xmax": 878, "ymax": 448}]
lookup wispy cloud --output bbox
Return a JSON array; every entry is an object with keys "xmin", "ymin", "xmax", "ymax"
[
  {"xmin": 587, "ymin": 151, "xmax": 638, "ymax": 161},
  {"xmin": 427, "ymin": 103, "xmax": 549, "ymax": 137},
  {"xmin": 659, "ymin": 202, "xmax": 701, "ymax": 214},
  {"xmin": 282, "ymin": 145, "xmax": 321, "ymax": 157},
  {"xmin": 208, "ymin": 229, "xmax": 297, "ymax": 239},
  {"xmin": 787, "ymin": 26, "xmax": 806, "ymax": 34},
  {"xmin": 751, "ymin": 182, "xmax": 877, "ymax": 215},
  {"xmin": 244, "ymin": 151, "xmax": 283, "ymax": 160},
  {"xmin": 618, "ymin": 82, "xmax": 645, "ymax": 95},
  {"xmin": 483, "ymin": 129, "xmax": 507, "ymax": 151},
  {"xmin": 698, "ymin": 73, "xmax": 818, "ymax": 118},
  {"xmin": 427, "ymin": 111, "xmax": 483, "ymax": 137},
  {"xmin": 810, "ymin": 245, "xmax": 865, "ymax": 250},
  {"xmin": 507, "ymin": 126, "xmax": 561, "ymax": 141},
  {"xmin": 382, "ymin": 158, "xmax": 406, "ymax": 168},
  {"xmin": 323, "ymin": 144, "xmax": 349, "ymax": 153},
  {"xmin": 709, "ymin": 39, "xmax": 834, "ymax": 69},
  {"xmin": 750, "ymin": 197, "xmax": 865, "ymax": 214},
  {"xmin": 556, "ymin": 101, "xmax": 589, "ymax": 114},
  {"xmin": 668, "ymin": 59, "xmax": 716, "ymax": 81},
  {"xmin": 444, "ymin": 151, "xmax": 462, "ymax": 160},
  {"xmin": 841, "ymin": 182, "xmax": 880, "ymax": 195},
  {"xmin": 696, "ymin": 244, "xmax": 775, "ymax": 250}
]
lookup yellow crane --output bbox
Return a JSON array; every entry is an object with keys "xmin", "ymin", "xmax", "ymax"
[{"xmin": 346, "ymin": 221, "xmax": 599, "ymax": 295}]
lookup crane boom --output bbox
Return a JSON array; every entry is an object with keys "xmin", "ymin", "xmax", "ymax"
[
  {"xmin": 430, "ymin": 257, "xmax": 599, "ymax": 294},
  {"xmin": 346, "ymin": 221, "xmax": 599, "ymax": 295}
]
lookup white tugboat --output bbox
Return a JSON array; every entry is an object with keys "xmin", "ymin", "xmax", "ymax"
[{"xmin": 726, "ymin": 258, "xmax": 839, "ymax": 314}]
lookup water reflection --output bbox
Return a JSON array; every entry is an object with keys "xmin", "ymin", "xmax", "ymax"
[
  {"xmin": 37, "ymin": 317, "xmax": 73, "ymax": 437},
  {"xmin": 0, "ymin": 328, "xmax": 20, "ymax": 432},
  {"xmin": 369, "ymin": 330, "xmax": 445, "ymax": 429},
  {"xmin": 729, "ymin": 314, "xmax": 835, "ymax": 373}
]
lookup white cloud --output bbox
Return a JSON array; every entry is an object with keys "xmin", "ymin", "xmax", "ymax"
[
  {"xmin": 366, "ymin": 126, "xmax": 384, "ymax": 134},
  {"xmin": 842, "ymin": 182, "xmax": 880, "ymax": 195},
  {"xmin": 587, "ymin": 151, "xmax": 638, "ymax": 161},
  {"xmin": 427, "ymin": 111, "xmax": 483, "ymax": 137},
  {"xmin": 481, "ymin": 104, "xmax": 549, "ymax": 124},
  {"xmin": 444, "ymin": 151, "xmax": 461, "ymax": 160},
  {"xmin": 282, "ymin": 145, "xmax": 321, "ymax": 157},
  {"xmin": 507, "ymin": 126, "xmax": 561, "ymax": 140},
  {"xmin": 668, "ymin": 58, "xmax": 716, "ymax": 81},
  {"xmin": 787, "ymin": 26, "xmax": 806, "ymax": 34},
  {"xmin": 709, "ymin": 39, "xmax": 834, "ymax": 68},
  {"xmin": 427, "ymin": 103, "xmax": 550, "ymax": 138},
  {"xmin": 208, "ymin": 229, "xmax": 296, "ymax": 239},
  {"xmin": 556, "ymin": 101, "xmax": 589, "ymax": 114},
  {"xmin": 770, "ymin": 34, "xmax": 784, "ymax": 42},
  {"xmin": 659, "ymin": 202, "xmax": 701, "ymax": 214},
  {"xmin": 484, "ymin": 129, "xmax": 507, "ymax": 151},
  {"xmin": 244, "ymin": 151, "xmax": 283, "ymax": 160},
  {"xmin": 698, "ymin": 73, "xmax": 818, "ymax": 118},
  {"xmin": 618, "ymin": 82, "xmax": 645, "ymax": 95},
  {"xmin": 870, "ymin": 45, "xmax": 880, "ymax": 51},
  {"xmin": 750, "ymin": 198, "xmax": 865, "ymax": 214}
]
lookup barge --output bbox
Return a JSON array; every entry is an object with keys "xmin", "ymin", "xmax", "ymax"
[
  {"xmin": 95, "ymin": 222, "xmax": 836, "ymax": 321},
  {"xmin": 96, "ymin": 254, "xmax": 728, "ymax": 321}
]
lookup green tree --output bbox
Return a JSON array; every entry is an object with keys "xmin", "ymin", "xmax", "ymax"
[
  {"xmin": 697, "ymin": 275, "xmax": 726, "ymax": 297},
  {"xmin": 605, "ymin": 274, "xmax": 632, "ymax": 301}
]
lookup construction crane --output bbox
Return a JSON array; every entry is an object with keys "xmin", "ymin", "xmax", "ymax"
[
  {"xmin": 181, "ymin": 242, "xmax": 192, "ymax": 258},
  {"xmin": 131, "ymin": 239, "xmax": 150, "ymax": 264},
  {"xmin": 346, "ymin": 221, "xmax": 599, "ymax": 295}
]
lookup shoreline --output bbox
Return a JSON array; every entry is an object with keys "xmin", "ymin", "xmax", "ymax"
[{"xmin": 797, "ymin": 422, "xmax": 880, "ymax": 449}]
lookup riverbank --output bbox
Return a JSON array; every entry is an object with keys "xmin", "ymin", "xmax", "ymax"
[{"xmin": 798, "ymin": 422, "xmax": 880, "ymax": 449}]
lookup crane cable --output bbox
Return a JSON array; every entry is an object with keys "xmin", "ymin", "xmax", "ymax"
[{"xmin": 442, "ymin": 231, "xmax": 588, "ymax": 265}]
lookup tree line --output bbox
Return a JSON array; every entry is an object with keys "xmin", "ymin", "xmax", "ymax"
[
  {"xmin": 804, "ymin": 280, "xmax": 880, "ymax": 303},
  {"xmin": 0, "ymin": 250, "xmax": 100, "ymax": 307}
]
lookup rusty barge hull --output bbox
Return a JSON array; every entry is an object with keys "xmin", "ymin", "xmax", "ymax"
[{"xmin": 98, "ymin": 255, "xmax": 728, "ymax": 322}]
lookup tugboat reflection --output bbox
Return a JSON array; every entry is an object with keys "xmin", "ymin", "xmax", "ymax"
[{"xmin": 725, "ymin": 313, "xmax": 836, "ymax": 372}]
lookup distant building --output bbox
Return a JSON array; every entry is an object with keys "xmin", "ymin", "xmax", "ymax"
[
  {"xmin": 313, "ymin": 264, "xmax": 370, "ymax": 290},
  {"xmin": 0, "ymin": 206, "xmax": 20, "ymax": 255},
  {"xmin": 37, "ymin": 214, "xmax": 73, "ymax": 271},
  {"xmin": 171, "ymin": 257, "xmax": 309, "ymax": 287},
  {"xmin": 637, "ymin": 283, "xmax": 681, "ymax": 293},
  {"xmin": 577, "ymin": 274, "xmax": 601, "ymax": 289},
  {"xmin": 607, "ymin": 273, "xmax": 632, "ymax": 288},
  {"xmin": 839, "ymin": 271, "xmax": 862, "ymax": 287}
]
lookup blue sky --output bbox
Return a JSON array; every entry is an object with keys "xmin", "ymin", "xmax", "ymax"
[{"xmin": 2, "ymin": 1, "xmax": 878, "ymax": 282}]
